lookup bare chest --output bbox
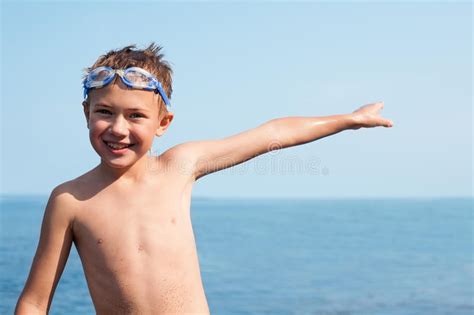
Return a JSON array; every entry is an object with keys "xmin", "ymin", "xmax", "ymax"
[{"xmin": 71, "ymin": 180, "xmax": 196, "ymax": 271}]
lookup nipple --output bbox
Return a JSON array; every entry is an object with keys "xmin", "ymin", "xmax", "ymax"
[{"xmin": 97, "ymin": 238, "xmax": 103, "ymax": 244}]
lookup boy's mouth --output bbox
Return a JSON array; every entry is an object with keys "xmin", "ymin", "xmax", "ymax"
[{"xmin": 103, "ymin": 140, "xmax": 135, "ymax": 150}]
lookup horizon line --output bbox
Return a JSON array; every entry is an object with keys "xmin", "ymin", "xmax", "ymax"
[{"xmin": 1, "ymin": 193, "xmax": 472, "ymax": 201}]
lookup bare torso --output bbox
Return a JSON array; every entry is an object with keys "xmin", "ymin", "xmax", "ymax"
[{"xmin": 69, "ymin": 157, "xmax": 209, "ymax": 314}]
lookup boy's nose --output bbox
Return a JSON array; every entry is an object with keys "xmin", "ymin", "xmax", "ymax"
[{"xmin": 110, "ymin": 115, "xmax": 128, "ymax": 136}]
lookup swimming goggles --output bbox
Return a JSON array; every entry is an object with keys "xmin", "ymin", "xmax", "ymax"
[{"xmin": 83, "ymin": 66, "xmax": 171, "ymax": 109}]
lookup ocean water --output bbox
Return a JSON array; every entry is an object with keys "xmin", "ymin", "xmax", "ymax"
[{"xmin": 1, "ymin": 196, "xmax": 472, "ymax": 315}]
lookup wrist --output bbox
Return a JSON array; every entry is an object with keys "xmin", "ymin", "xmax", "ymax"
[{"xmin": 343, "ymin": 113, "xmax": 359, "ymax": 130}]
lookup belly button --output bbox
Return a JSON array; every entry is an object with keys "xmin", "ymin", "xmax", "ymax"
[
  {"xmin": 171, "ymin": 217, "xmax": 176, "ymax": 224},
  {"xmin": 138, "ymin": 244, "xmax": 144, "ymax": 251}
]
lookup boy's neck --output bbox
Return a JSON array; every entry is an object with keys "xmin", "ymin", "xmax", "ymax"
[{"xmin": 97, "ymin": 155, "xmax": 155, "ymax": 185}]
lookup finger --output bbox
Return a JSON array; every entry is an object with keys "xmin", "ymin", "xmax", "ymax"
[{"xmin": 384, "ymin": 119, "xmax": 394, "ymax": 127}]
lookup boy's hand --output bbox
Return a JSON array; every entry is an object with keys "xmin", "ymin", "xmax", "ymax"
[{"xmin": 350, "ymin": 102, "xmax": 394, "ymax": 129}]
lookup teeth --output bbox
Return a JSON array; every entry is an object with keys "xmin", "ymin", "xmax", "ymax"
[{"xmin": 106, "ymin": 142, "xmax": 130, "ymax": 149}]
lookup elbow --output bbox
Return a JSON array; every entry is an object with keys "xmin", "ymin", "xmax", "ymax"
[
  {"xmin": 262, "ymin": 119, "xmax": 285, "ymax": 150},
  {"xmin": 15, "ymin": 297, "xmax": 48, "ymax": 315},
  {"xmin": 265, "ymin": 118, "xmax": 298, "ymax": 149},
  {"xmin": 265, "ymin": 118, "xmax": 285, "ymax": 140}
]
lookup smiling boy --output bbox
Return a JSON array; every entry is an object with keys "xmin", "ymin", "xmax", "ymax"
[{"xmin": 15, "ymin": 43, "xmax": 393, "ymax": 315}]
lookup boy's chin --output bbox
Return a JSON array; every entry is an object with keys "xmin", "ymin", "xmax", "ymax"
[
  {"xmin": 100, "ymin": 158, "xmax": 143, "ymax": 170},
  {"xmin": 96, "ymin": 150, "xmax": 148, "ymax": 167}
]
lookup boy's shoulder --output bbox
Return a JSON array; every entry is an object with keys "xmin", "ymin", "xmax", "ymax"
[
  {"xmin": 42, "ymin": 179, "xmax": 84, "ymax": 230},
  {"xmin": 48, "ymin": 178, "xmax": 85, "ymax": 207},
  {"xmin": 44, "ymin": 168, "xmax": 106, "ymax": 223},
  {"xmin": 49, "ymin": 168, "xmax": 100, "ymax": 206},
  {"xmin": 157, "ymin": 144, "xmax": 202, "ymax": 178}
]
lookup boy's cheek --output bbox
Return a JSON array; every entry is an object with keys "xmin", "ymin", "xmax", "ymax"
[
  {"xmin": 88, "ymin": 119, "xmax": 106, "ymax": 130},
  {"xmin": 87, "ymin": 122, "xmax": 106, "ymax": 139}
]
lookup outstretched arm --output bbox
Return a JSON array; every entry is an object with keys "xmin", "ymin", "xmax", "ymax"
[
  {"xmin": 15, "ymin": 184, "xmax": 76, "ymax": 315},
  {"xmin": 164, "ymin": 102, "xmax": 393, "ymax": 180},
  {"xmin": 257, "ymin": 101, "xmax": 393, "ymax": 148}
]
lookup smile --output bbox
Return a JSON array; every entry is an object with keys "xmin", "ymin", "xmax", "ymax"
[{"xmin": 103, "ymin": 140, "xmax": 134, "ymax": 150}]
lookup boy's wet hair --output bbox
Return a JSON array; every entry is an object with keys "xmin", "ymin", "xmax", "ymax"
[{"xmin": 84, "ymin": 43, "xmax": 173, "ymax": 114}]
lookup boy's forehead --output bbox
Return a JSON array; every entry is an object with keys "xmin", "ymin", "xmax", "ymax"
[{"xmin": 89, "ymin": 80, "xmax": 159, "ymax": 111}]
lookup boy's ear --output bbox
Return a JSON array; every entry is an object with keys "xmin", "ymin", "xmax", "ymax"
[
  {"xmin": 82, "ymin": 101, "xmax": 90, "ymax": 129},
  {"xmin": 155, "ymin": 112, "xmax": 174, "ymax": 137}
]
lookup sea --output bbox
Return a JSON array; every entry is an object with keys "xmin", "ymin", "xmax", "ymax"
[{"xmin": 1, "ymin": 196, "xmax": 472, "ymax": 315}]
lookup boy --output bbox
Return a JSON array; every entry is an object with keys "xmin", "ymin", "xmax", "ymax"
[{"xmin": 15, "ymin": 43, "xmax": 393, "ymax": 315}]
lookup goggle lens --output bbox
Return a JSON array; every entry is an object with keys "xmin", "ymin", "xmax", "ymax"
[
  {"xmin": 93, "ymin": 69, "xmax": 112, "ymax": 80},
  {"xmin": 86, "ymin": 67, "xmax": 114, "ymax": 88},
  {"xmin": 123, "ymin": 70, "xmax": 151, "ymax": 88}
]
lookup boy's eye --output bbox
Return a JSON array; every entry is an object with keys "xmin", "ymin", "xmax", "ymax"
[
  {"xmin": 96, "ymin": 109, "xmax": 111, "ymax": 114},
  {"xmin": 130, "ymin": 113, "xmax": 144, "ymax": 119},
  {"xmin": 94, "ymin": 109, "xmax": 144, "ymax": 119}
]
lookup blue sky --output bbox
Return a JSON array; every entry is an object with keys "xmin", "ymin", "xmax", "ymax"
[{"xmin": 1, "ymin": 1, "xmax": 472, "ymax": 198}]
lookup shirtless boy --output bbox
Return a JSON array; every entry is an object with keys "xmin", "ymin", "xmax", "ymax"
[{"xmin": 15, "ymin": 43, "xmax": 393, "ymax": 315}]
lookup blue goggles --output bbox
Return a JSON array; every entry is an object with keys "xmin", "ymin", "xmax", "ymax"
[{"xmin": 83, "ymin": 66, "xmax": 171, "ymax": 109}]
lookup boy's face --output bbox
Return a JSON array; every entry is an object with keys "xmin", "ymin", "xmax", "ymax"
[{"xmin": 82, "ymin": 79, "xmax": 173, "ymax": 169}]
